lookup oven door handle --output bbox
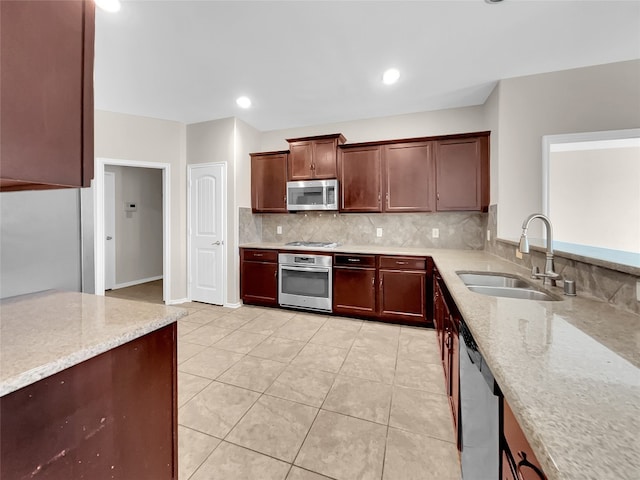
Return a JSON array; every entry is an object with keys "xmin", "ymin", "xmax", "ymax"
[{"xmin": 280, "ymin": 265, "xmax": 330, "ymax": 273}]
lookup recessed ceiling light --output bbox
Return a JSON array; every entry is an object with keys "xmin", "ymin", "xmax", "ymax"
[
  {"xmin": 382, "ymin": 68, "xmax": 400, "ymax": 85},
  {"xmin": 95, "ymin": 0, "xmax": 121, "ymax": 13},
  {"xmin": 485, "ymin": 0, "xmax": 504, "ymax": 3},
  {"xmin": 236, "ymin": 96, "xmax": 252, "ymax": 109}
]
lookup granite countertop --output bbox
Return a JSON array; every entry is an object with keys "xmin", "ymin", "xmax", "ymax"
[
  {"xmin": 0, "ymin": 290, "xmax": 187, "ymax": 397},
  {"xmin": 241, "ymin": 242, "xmax": 640, "ymax": 480}
]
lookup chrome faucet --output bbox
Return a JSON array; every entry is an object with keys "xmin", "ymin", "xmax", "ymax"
[{"xmin": 518, "ymin": 213, "xmax": 561, "ymax": 286}]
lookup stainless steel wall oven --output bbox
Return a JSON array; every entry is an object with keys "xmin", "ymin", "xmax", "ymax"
[{"xmin": 278, "ymin": 253, "xmax": 332, "ymax": 312}]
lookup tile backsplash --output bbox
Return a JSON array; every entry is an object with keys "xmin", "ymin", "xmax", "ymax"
[{"xmin": 240, "ymin": 207, "xmax": 487, "ymax": 250}]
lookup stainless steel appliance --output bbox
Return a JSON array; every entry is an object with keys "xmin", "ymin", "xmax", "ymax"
[
  {"xmin": 460, "ymin": 319, "xmax": 500, "ymax": 479},
  {"xmin": 286, "ymin": 179, "xmax": 338, "ymax": 211},
  {"xmin": 278, "ymin": 253, "xmax": 332, "ymax": 312}
]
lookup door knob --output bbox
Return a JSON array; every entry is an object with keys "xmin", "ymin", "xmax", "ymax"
[
  {"xmin": 212, "ymin": 240, "xmax": 223, "ymax": 246},
  {"xmin": 106, "ymin": 236, "xmax": 113, "ymax": 240}
]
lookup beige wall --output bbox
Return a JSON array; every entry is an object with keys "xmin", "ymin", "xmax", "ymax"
[
  {"xmin": 260, "ymin": 105, "xmax": 488, "ymax": 151},
  {"xmin": 495, "ymin": 59, "xmax": 640, "ymax": 239},
  {"xmin": 95, "ymin": 110, "xmax": 188, "ymax": 301},
  {"xmin": 186, "ymin": 117, "xmax": 261, "ymax": 306},
  {"xmin": 105, "ymin": 165, "xmax": 163, "ymax": 286}
]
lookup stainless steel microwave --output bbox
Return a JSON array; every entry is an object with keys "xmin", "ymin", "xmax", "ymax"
[{"xmin": 286, "ymin": 179, "xmax": 338, "ymax": 211}]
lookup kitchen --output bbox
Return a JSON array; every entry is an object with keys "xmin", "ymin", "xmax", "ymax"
[{"xmin": 1, "ymin": 1, "xmax": 639, "ymax": 480}]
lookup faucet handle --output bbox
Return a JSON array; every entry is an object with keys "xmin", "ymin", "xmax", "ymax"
[{"xmin": 531, "ymin": 266, "xmax": 540, "ymax": 278}]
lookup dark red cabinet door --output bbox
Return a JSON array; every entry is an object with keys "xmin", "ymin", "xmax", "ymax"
[
  {"xmin": 339, "ymin": 145, "xmax": 382, "ymax": 212},
  {"xmin": 251, "ymin": 151, "xmax": 288, "ymax": 212},
  {"xmin": 333, "ymin": 266, "xmax": 377, "ymax": 316},
  {"xmin": 241, "ymin": 258, "xmax": 278, "ymax": 306},
  {"xmin": 378, "ymin": 269, "xmax": 427, "ymax": 323},
  {"xmin": 435, "ymin": 136, "xmax": 489, "ymax": 211},
  {"xmin": 0, "ymin": 0, "xmax": 94, "ymax": 190},
  {"xmin": 383, "ymin": 141, "xmax": 435, "ymax": 212}
]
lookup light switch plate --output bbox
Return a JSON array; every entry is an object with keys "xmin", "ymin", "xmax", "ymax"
[
  {"xmin": 636, "ymin": 281, "xmax": 640, "ymax": 302},
  {"xmin": 276, "ymin": 225, "xmax": 282, "ymax": 235},
  {"xmin": 432, "ymin": 228, "xmax": 439, "ymax": 239},
  {"xmin": 487, "ymin": 229, "xmax": 491, "ymax": 241},
  {"xmin": 376, "ymin": 227, "xmax": 383, "ymax": 237}
]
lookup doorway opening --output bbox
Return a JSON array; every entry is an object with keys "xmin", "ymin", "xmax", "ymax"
[{"xmin": 94, "ymin": 158, "xmax": 171, "ymax": 303}]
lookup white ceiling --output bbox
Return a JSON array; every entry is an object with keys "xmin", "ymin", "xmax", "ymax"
[{"xmin": 94, "ymin": 0, "xmax": 640, "ymax": 132}]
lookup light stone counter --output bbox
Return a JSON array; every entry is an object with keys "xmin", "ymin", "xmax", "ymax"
[
  {"xmin": 0, "ymin": 290, "xmax": 187, "ymax": 397},
  {"xmin": 241, "ymin": 242, "xmax": 640, "ymax": 480}
]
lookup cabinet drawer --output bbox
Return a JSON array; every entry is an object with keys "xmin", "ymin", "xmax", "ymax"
[
  {"xmin": 379, "ymin": 256, "xmax": 426, "ymax": 270},
  {"xmin": 242, "ymin": 249, "xmax": 278, "ymax": 263},
  {"xmin": 334, "ymin": 254, "xmax": 376, "ymax": 268}
]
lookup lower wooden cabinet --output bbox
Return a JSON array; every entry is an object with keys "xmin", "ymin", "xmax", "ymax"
[
  {"xmin": 333, "ymin": 254, "xmax": 430, "ymax": 325},
  {"xmin": 240, "ymin": 248, "xmax": 278, "ymax": 306},
  {"xmin": 333, "ymin": 254, "xmax": 377, "ymax": 316},
  {"xmin": 434, "ymin": 269, "xmax": 461, "ymax": 448},
  {"xmin": 378, "ymin": 256, "xmax": 428, "ymax": 323},
  {"xmin": 0, "ymin": 324, "xmax": 177, "ymax": 479},
  {"xmin": 502, "ymin": 399, "xmax": 547, "ymax": 480}
]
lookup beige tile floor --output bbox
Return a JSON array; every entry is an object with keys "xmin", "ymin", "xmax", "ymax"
[{"xmin": 109, "ymin": 281, "xmax": 462, "ymax": 480}]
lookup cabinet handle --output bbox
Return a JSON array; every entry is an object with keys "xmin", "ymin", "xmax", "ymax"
[
  {"xmin": 371, "ymin": 276, "xmax": 375, "ymax": 287},
  {"xmin": 516, "ymin": 452, "xmax": 546, "ymax": 480},
  {"xmin": 253, "ymin": 253, "xmax": 263, "ymax": 257},
  {"xmin": 386, "ymin": 192, "xmax": 390, "ymax": 207},
  {"xmin": 396, "ymin": 261, "xmax": 408, "ymax": 265},
  {"xmin": 437, "ymin": 192, "xmax": 440, "ymax": 200},
  {"xmin": 274, "ymin": 270, "xmax": 277, "ymax": 277},
  {"xmin": 347, "ymin": 258, "xmax": 360, "ymax": 262}
]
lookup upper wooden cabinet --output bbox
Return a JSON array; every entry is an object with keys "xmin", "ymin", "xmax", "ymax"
[
  {"xmin": 436, "ymin": 135, "xmax": 489, "ymax": 212},
  {"xmin": 383, "ymin": 141, "xmax": 435, "ymax": 212},
  {"xmin": 338, "ymin": 145, "xmax": 382, "ymax": 212},
  {"xmin": 0, "ymin": 0, "xmax": 95, "ymax": 191},
  {"xmin": 250, "ymin": 151, "xmax": 288, "ymax": 213},
  {"xmin": 286, "ymin": 134, "xmax": 346, "ymax": 180},
  {"xmin": 340, "ymin": 141, "xmax": 436, "ymax": 213}
]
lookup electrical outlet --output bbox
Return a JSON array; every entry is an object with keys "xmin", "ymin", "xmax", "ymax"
[
  {"xmin": 636, "ymin": 281, "xmax": 640, "ymax": 302},
  {"xmin": 376, "ymin": 227, "xmax": 383, "ymax": 237},
  {"xmin": 487, "ymin": 229, "xmax": 491, "ymax": 241},
  {"xmin": 276, "ymin": 225, "xmax": 282, "ymax": 235},
  {"xmin": 516, "ymin": 249, "xmax": 523, "ymax": 259},
  {"xmin": 432, "ymin": 228, "xmax": 439, "ymax": 239}
]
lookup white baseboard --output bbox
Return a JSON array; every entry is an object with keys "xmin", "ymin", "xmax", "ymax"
[
  {"xmin": 224, "ymin": 301, "xmax": 242, "ymax": 309},
  {"xmin": 112, "ymin": 275, "xmax": 163, "ymax": 290},
  {"xmin": 167, "ymin": 297, "xmax": 189, "ymax": 305}
]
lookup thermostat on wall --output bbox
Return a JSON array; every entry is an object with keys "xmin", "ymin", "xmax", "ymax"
[{"xmin": 125, "ymin": 202, "xmax": 137, "ymax": 212}]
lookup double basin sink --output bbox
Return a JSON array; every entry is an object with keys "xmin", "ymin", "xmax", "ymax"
[{"xmin": 457, "ymin": 272, "xmax": 561, "ymax": 301}]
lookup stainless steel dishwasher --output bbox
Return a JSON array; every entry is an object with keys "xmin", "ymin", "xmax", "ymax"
[{"xmin": 459, "ymin": 319, "xmax": 501, "ymax": 479}]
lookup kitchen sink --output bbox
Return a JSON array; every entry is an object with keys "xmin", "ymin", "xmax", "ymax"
[{"xmin": 457, "ymin": 271, "xmax": 561, "ymax": 301}]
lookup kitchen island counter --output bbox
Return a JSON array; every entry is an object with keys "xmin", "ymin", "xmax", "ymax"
[
  {"xmin": 0, "ymin": 290, "xmax": 187, "ymax": 396},
  {"xmin": 241, "ymin": 242, "xmax": 640, "ymax": 480},
  {"xmin": 0, "ymin": 290, "xmax": 187, "ymax": 479}
]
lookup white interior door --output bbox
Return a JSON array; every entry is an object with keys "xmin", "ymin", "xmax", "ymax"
[
  {"xmin": 104, "ymin": 171, "xmax": 116, "ymax": 290},
  {"xmin": 189, "ymin": 164, "xmax": 225, "ymax": 305}
]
